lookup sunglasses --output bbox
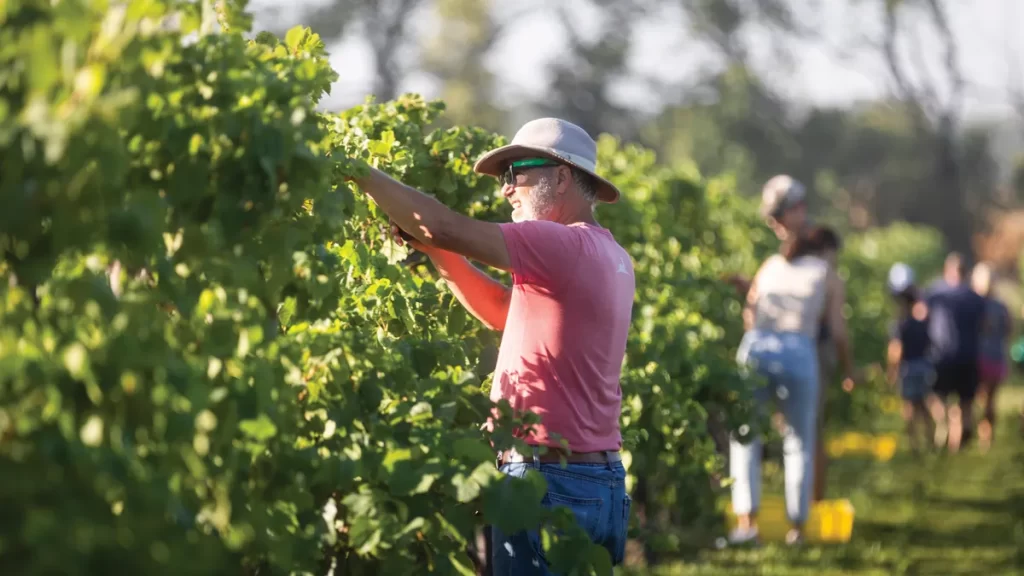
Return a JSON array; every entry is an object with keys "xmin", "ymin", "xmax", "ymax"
[{"xmin": 500, "ymin": 158, "xmax": 561, "ymax": 187}]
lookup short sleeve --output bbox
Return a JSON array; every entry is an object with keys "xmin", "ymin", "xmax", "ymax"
[{"xmin": 498, "ymin": 221, "xmax": 584, "ymax": 291}]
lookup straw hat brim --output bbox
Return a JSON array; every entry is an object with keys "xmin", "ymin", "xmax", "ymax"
[{"xmin": 473, "ymin": 143, "xmax": 621, "ymax": 204}]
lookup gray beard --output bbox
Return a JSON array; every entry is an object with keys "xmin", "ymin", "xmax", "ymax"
[{"xmin": 527, "ymin": 177, "xmax": 558, "ymax": 221}]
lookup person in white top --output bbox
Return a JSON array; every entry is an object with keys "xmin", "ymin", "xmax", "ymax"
[{"xmin": 728, "ymin": 198, "xmax": 855, "ymax": 546}]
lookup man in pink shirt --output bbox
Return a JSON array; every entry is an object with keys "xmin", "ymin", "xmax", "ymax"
[{"xmin": 354, "ymin": 118, "xmax": 635, "ymax": 573}]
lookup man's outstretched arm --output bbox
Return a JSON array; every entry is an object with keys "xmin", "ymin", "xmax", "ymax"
[
  {"xmin": 354, "ymin": 167, "xmax": 511, "ymax": 271},
  {"xmin": 357, "ymin": 168, "xmax": 513, "ymax": 330},
  {"xmin": 424, "ymin": 248, "xmax": 512, "ymax": 331}
]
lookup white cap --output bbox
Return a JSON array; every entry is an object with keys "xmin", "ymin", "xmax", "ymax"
[
  {"xmin": 760, "ymin": 175, "xmax": 807, "ymax": 219},
  {"xmin": 888, "ymin": 263, "xmax": 915, "ymax": 294}
]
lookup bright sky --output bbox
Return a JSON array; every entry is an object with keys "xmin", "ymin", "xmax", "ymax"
[{"xmin": 251, "ymin": 0, "xmax": 1024, "ymax": 122}]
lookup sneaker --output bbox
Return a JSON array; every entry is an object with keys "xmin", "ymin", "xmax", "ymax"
[
  {"xmin": 785, "ymin": 529, "xmax": 804, "ymax": 546},
  {"xmin": 727, "ymin": 526, "xmax": 760, "ymax": 546}
]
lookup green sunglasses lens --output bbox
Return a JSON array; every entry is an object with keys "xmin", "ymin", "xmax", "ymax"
[{"xmin": 510, "ymin": 158, "xmax": 558, "ymax": 169}]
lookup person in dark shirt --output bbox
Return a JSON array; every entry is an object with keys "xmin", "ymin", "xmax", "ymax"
[
  {"xmin": 924, "ymin": 253, "xmax": 986, "ymax": 452},
  {"xmin": 886, "ymin": 264, "xmax": 936, "ymax": 453},
  {"xmin": 924, "ymin": 252, "xmax": 963, "ymax": 298}
]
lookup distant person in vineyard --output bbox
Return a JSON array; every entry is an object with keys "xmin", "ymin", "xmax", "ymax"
[
  {"xmin": 971, "ymin": 262, "xmax": 1011, "ymax": 452},
  {"xmin": 885, "ymin": 263, "xmax": 936, "ymax": 453},
  {"xmin": 766, "ymin": 226, "xmax": 845, "ymax": 502},
  {"xmin": 729, "ymin": 227, "xmax": 855, "ymax": 546},
  {"xmin": 759, "ymin": 176, "xmax": 842, "ymax": 504},
  {"xmin": 923, "ymin": 253, "xmax": 986, "ymax": 452},
  {"xmin": 354, "ymin": 118, "xmax": 635, "ymax": 573},
  {"xmin": 925, "ymin": 252, "xmax": 964, "ymax": 295}
]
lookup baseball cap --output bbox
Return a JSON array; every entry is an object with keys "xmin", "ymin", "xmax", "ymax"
[
  {"xmin": 888, "ymin": 262, "xmax": 916, "ymax": 294},
  {"xmin": 760, "ymin": 175, "xmax": 807, "ymax": 220}
]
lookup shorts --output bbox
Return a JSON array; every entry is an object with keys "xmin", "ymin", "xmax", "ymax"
[
  {"xmin": 932, "ymin": 361, "xmax": 979, "ymax": 403},
  {"xmin": 978, "ymin": 357, "xmax": 1008, "ymax": 384},
  {"xmin": 899, "ymin": 359, "xmax": 934, "ymax": 401}
]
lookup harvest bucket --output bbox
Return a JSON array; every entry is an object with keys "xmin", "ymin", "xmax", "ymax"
[
  {"xmin": 725, "ymin": 495, "xmax": 855, "ymax": 543},
  {"xmin": 827, "ymin": 431, "xmax": 899, "ymax": 462}
]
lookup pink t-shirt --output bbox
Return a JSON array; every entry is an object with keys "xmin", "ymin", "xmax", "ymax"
[{"xmin": 491, "ymin": 220, "xmax": 635, "ymax": 452}]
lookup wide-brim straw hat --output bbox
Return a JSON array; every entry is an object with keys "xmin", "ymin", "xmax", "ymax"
[{"xmin": 473, "ymin": 118, "xmax": 621, "ymax": 203}]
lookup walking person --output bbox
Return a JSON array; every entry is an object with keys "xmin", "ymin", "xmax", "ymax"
[
  {"xmin": 885, "ymin": 263, "xmax": 936, "ymax": 453},
  {"xmin": 728, "ymin": 226, "xmax": 855, "ymax": 546},
  {"xmin": 971, "ymin": 262, "xmax": 1011, "ymax": 452},
  {"xmin": 354, "ymin": 118, "xmax": 635, "ymax": 573},
  {"xmin": 924, "ymin": 253, "xmax": 986, "ymax": 452}
]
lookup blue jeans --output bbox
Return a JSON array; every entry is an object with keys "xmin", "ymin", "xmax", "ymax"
[
  {"xmin": 900, "ymin": 358, "xmax": 935, "ymax": 401},
  {"xmin": 491, "ymin": 459, "xmax": 630, "ymax": 575},
  {"xmin": 730, "ymin": 330, "xmax": 819, "ymax": 525}
]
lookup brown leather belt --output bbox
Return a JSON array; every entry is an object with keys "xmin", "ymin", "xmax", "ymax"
[{"xmin": 498, "ymin": 447, "xmax": 622, "ymax": 466}]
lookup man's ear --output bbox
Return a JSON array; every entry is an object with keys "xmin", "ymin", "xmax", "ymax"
[{"xmin": 557, "ymin": 166, "xmax": 572, "ymax": 194}]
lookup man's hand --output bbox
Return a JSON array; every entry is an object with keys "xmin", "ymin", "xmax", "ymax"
[
  {"xmin": 390, "ymin": 221, "xmax": 429, "ymax": 252},
  {"xmin": 841, "ymin": 367, "xmax": 863, "ymax": 393}
]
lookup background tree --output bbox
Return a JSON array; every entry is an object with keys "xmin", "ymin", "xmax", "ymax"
[
  {"xmin": 876, "ymin": 0, "xmax": 975, "ymax": 256},
  {"xmin": 248, "ymin": 0, "xmax": 1024, "ymax": 268},
  {"xmin": 256, "ymin": 0, "xmax": 426, "ymax": 101},
  {"xmin": 418, "ymin": 0, "xmax": 507, "ymax": 130}
]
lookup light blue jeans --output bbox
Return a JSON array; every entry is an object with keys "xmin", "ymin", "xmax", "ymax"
[{"xmin": 730, "ymin": 330, "xmax": 820, "ymax": 525}]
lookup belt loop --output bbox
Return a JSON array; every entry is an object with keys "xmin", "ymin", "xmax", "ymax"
[{"xmin": 532, "ymin": 446, "xmax": 540, "ymax": 467}]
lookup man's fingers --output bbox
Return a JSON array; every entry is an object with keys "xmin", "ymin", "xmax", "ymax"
[
  {"xmin": 387, "ymin": 220, "xmax": 428, "ymax": 252},
  {"xmin": 389, "ymin": 222, "xmax": 405, "ymax": 246}
]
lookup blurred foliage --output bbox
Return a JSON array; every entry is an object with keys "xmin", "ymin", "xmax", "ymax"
[
  {"xmin": 0, "ymin": 2, "xmax": 587, "ymax": 574},
  {"xmin": 1013, "ymin": 155, "xmax": 1024, "ymax": 203},
  {"xmin": 0, "ymin": 1, "xmax": 948, "ymax": 574},
  {"xmin": 827, "ymin": 223, "xmax": 946, "ymax": 429},
  {"xmin": 418, "ymin": 0, "xmax": 505, "ymax": 131}
]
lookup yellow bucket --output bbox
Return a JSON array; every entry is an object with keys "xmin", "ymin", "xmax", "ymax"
[
  {"xmin": 725, "ymin": 495, "xmax": 855, "ymax": 543},
  {"xmin": 826, "ymin": 431, "xmax": 899, "ymax": 462},
  {"xmin": 872, "ymin": 435, "xmax": 898, "ymax": 461}
]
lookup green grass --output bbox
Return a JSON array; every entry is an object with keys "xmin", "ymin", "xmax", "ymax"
[{"xmin": 629, "ymin": 385, "xmax": 1024, "ymax": 576}]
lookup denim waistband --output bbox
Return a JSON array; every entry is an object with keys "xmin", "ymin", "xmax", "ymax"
[{"xmin": 740, "ymin": 329, "xmax": 816, "ymax": 353}]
